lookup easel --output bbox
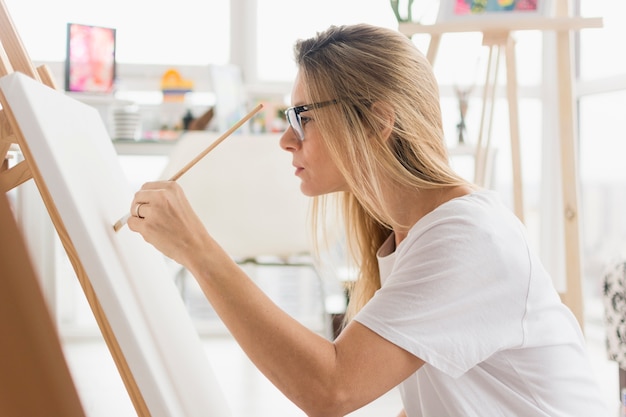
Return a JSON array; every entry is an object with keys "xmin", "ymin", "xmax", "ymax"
[
  {"xmin": 0, "ymin": 1, "xmax": 150, "ymax": 415},
  {"xmin": 399, "ymin": 4, "xmax": 603, "ymax": 329}
]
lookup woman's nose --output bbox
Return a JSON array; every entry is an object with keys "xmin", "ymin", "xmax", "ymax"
[{"xmin": 279, "ymin": 126, "xmax": 300, "ymax": 152}]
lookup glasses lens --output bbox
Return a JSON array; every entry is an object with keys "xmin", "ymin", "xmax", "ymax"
[{"xmin": 286, "ymin": 107, "xmax": 304, "ymax": 140}]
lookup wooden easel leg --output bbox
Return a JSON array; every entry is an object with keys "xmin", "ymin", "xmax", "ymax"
[
  {"xmin": 426, "ymin": 34, "xmax": 441, "ymax": 65},
  {"xmin": 483, "ymin": 46, "xmax": 500, "ymax": 181},
  {"xmin": 0, "ymin": 159, "xmax": 31, "ymax": 191},
  {"xmin": 504, "ymin": 35, "xmax": 525, "ymax": 222},
  {"xmin": 0, "ymin": 109, "xmax": 32, "ymax": 191},
  {"xmin": 0, "ymin": 0, "xmax": 38, "ymax": 80},
  {"xmin": 36, "ymin": 65, "xmax": 58, "ymax": 90},
  {"xmin": 477, "ymin": 32, "xmax": 525, "ymax": 223},
  {"xmin": 555, "ymin": 26, "xmax": 584, "ymax": 329},
  {"xmin": 0, "ymin": 140, "xmax": 9, "ymax": 171},
  {"xmin": 474, "ymin": 44, "xmax": 494, "ymax": 186},
  {"xmin": 474, "ymin": 37, "xmax": 503, "ymax": 188},
  {"xmin": 0, "ymin": 192, "xmax": 86, "ymax": 417}
]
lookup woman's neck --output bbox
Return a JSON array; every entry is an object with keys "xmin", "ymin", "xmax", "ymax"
[{"xmin": 391, "ymin": 185, "xmax": 474, "ymax": 246}]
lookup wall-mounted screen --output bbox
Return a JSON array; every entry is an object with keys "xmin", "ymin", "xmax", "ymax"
[{"xmin": 64, "ymin": 23, "xmax": 116, "ymax": 93}]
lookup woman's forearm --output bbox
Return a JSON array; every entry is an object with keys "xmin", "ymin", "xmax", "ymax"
[{"xmin": 186, "ymin": 237, "xmax": 346, "ymax": 416}]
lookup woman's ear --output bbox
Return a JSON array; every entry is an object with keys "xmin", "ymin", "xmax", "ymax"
[{"xmin": 370, "ymin": 101, "xmax": 395, "ymax": 143}]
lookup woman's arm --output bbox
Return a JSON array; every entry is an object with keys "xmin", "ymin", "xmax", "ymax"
[{"xmin": 127, "ymin": 181, "xmax": 423, "ymax": 417}]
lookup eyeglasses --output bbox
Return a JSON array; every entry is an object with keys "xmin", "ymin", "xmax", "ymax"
[{"xmin": 284, "ymin": 99, "xmax": 338, "ymax": 140}]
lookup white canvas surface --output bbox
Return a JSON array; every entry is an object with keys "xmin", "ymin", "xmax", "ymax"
[{"xmin": 0, "ymin": 72, "xmax": 231, "ymax": 417}]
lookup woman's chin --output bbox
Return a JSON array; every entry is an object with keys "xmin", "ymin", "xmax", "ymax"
[
  {"xmin": 299, "ymin": 183, "xmax": 345, "ymax": 197},
  {"xmin": 299, "ymin": 185, "xmax": 317, "ymax": 197}
]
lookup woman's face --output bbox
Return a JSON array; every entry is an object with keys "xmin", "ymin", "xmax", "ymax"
[{"xmin": 280, "ymin": 71, "xmax": 348, "ymax": 197}]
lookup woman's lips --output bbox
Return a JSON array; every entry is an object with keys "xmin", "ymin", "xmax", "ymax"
[{"xmin": 293, "ymin": 163, "xmax": 304, "ymax": 176}]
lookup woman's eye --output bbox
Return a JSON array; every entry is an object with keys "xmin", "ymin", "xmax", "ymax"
[{"xmin": 300, "ymin": 116, "xmax": 312, "ymax": 127}]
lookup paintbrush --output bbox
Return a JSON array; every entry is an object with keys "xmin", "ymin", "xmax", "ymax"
[{"xmin": 113, "ymin": 103, "xmax": 263, "ymax": 232}]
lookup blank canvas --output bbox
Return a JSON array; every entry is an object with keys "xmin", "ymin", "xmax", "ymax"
[{"xmin": 0, "ymin": 72, "xmax": 231, "ymax": 417}]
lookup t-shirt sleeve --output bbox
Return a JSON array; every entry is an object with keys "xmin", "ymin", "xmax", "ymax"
[{"xmin": 354, "ymin": 207, "xmax": 532, "ymax": 378}]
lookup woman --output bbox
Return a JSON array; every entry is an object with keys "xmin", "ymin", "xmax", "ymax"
[{"xmin": 128, "ymin": 24, "xmax": 608, "ymax": 416}]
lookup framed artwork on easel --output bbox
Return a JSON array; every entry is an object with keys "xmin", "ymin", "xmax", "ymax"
[{"xmin": 438, "ymin": 0, "xmax": 552, "ymax": 22}]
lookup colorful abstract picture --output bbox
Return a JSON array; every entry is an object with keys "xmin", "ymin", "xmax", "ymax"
[
  {"xmin": 64, "ymin": 23, "xmax": 116, "ymax": 94},
  {"xmin": 456, "ymin": 0, "xmax": 538, "ymax": 14},
  {"xmin": 439, "ymin": 0, "xmax": 548, "ymax": 21}
]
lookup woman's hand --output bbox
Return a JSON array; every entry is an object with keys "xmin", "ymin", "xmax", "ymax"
[{"xmin": 127, "ymin": 181, "xmax": 209, "ymax": 268}]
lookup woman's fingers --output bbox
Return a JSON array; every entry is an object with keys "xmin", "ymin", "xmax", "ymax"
[{"xmin": 127, "ymin": 181, "xmax": 207, "ymax": 266}]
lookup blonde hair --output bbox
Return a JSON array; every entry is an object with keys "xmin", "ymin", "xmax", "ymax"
[{"xmin": 293, "ymin": 24, "xmax": 469, "ymax": 322}]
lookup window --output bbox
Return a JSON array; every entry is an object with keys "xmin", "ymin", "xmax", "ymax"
[
  {"xmin": 577, "ymin": 0, "xmax": 626, "ymax": 280},
  {"xmin": 579, "ymin": 1, "xmax": 626, "ymax": 79},
  {"xmin": 254, "ymin": 0, "xmax": 400, "ymax": 82},
  {"xmin": 4, "ymin": 0, "xmax": 230, "ymax": 65}
]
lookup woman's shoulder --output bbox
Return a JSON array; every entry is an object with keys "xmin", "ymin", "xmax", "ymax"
[
  {"xmin": 411, "ymin": 189, "xmax": 514, "ymax": 233},
  {"xmin": 398, "ymin": 189, "xmax": 527, "ymax": 259}
]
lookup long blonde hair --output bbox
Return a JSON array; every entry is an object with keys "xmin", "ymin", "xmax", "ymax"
[{"xmin": 293, "ymin": 24, "xmax": 469, "ymax": 321}]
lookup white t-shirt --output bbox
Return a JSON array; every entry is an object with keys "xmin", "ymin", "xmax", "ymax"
[{"xmin": 354, "ymin": 190, "xmax": 608, "ymax": 417}]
